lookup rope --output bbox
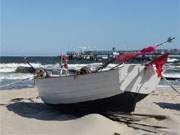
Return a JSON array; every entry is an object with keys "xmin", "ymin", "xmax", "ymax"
[
  {"xmin": 110, "ymin": 63, "xmax": 123, "ymax": 70},
  {"xmin": 0, "ymin": 77, "xmax": 34, "ymax": 89},
  {"xmin": 162, "ymin": 76, "xmax": 180, "ymax": 95}
]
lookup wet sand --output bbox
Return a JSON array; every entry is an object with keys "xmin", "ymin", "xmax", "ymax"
[{"xmin": 0, "ymin": 86, "xmax": 180, "ymax": 135}]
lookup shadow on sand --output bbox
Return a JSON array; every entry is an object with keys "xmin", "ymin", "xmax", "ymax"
[
  {"xmin": 7, "ymin": 102, "xmax": 79, "ymax": 121},
  {"xmin": 6, "ymin": 99, "xmax": 130, "ymax": 121},
  {"xmin": 6, "ymin": 101, "xmax": 170, "ymax": 134},
  {"xmin": 155, "ymin": 102, "xmax": 180, "ymax": 111}
]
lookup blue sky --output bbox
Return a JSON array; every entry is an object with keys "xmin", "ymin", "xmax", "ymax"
[{"xmin": 1, "ymin": 0, "xmax": 179, "ymax": 56}]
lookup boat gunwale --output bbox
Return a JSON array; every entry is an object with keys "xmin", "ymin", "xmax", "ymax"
[
  {"xmin": 35, "ymin": 63, "xmax": 148, "ymax": 80},
  {"xmin": 35, "ymin": 67, "xmax": 119, "ymax": 80}
]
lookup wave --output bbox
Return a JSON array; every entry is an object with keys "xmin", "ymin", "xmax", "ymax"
[
  {"xmin": 0, "ymin": 63, "xmax": 179, "ymax": 90},
  {"xmin": 163, "ymin": 73, "xmax": 180, "ymax": 79},
  {"xmin": 0, "ymin": 63, "xmax": 43, "ymax": 73},
  {"xmin": 1, "ymin": 62, "xmax": 179, "ymax": 73},
  {"xmin": 167, "ymin": 58, "xmax": 179, "ymax": 63},
  {"xmin": 0, "ymin": 79, "xmax": 34, "ymax": 90},
  {"xmin": 0, "ymin": 63, "xmax": 104, "ymax": 73},
  {"xmin": 0, "ymin": 63, "xmax": 117, "ymax": 80},
  {"xmin": 0, "ymin": 72, "xmax": 34, "ymax": 89},
  {"xmin": 0, "ymin": 73, "xmax": 34, "ymax": 80},
  {"xmin": 1, "ymin": 62, "xmax": 179, "ymax": 80}
]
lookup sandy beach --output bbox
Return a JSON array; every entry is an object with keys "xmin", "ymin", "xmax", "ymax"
[{"xmin": 0, "ymin": 86, "xmax": 180, "ymax": 135}]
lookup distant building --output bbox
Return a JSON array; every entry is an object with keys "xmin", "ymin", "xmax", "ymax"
[{"xmin": 66, "ymin": 48, "xmax": 180, "ymax": 61}]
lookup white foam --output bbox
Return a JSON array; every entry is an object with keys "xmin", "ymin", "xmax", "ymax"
[
  {"xmin": 163, "ymin": 73, "xmax": 180, "ymax": 79},
  {"xmin": 167, "ymin": 58, "xmax": 178, "ymax": 63},
  {"xmin": 0, "ymin": 63, "xmax": 102, "ymax": 80},
  {"xmin": 0, "ymin": 63, "xmax": 43, "ymax": 73},
  {"xmin": 0, "ymin": 73, "xmax": 34, "ymax": 80}
]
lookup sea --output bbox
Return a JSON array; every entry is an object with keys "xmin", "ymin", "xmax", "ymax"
[{"xmin": 0, "ymin": 56, "xmax": 180, "ymax": 90}]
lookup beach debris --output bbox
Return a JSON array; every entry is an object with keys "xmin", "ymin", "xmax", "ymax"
[
  {"xmin": 113, "ymin": 133, "xmax": 120, "ymax": 135},
  {"xmin": 9, "ymin": 96, "xmax": 40, "ymax": 103}
]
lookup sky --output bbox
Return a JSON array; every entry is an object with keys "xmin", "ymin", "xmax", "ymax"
[{"xmin": 1, "ymin": 0, "xmax": 179, "ymax": 56}]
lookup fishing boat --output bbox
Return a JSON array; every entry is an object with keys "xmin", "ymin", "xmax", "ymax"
[
  {"xmin": 34, "ymin": 37, "xmax": 174, "ymax": 113},
  {"xmin": 36, "ymin": 64, "xmax": 160, "ymax": 113}
]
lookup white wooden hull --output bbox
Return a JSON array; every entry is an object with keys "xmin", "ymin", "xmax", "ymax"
[{"xmin": 35, "ymin": 64, "xmax": 160, "ymax": 105}]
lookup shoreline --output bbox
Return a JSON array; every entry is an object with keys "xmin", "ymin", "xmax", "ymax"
[{"xmin": 0, "ymin": 86, "xmax": 180, "ymax": 135}]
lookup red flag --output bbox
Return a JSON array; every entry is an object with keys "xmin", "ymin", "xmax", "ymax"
[
  {"xmin": 138, "ymin": 45, "xmax": 158, "ymax": 55},
  {"xmin": 116, "ymin": 52, "xmax": 139, "ymax": 62},
  {"xmin": 115, "ymin": 45, "xmax": 158, "ymax": 63},
  {"xmin": 148, "ymin": 53, "xmax": 169, "ymax": 78},
  {"xmin": 60, "ymin": 55, "xmax": 68, "ymax": 69}
]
